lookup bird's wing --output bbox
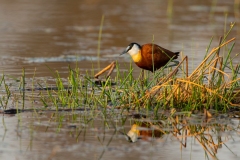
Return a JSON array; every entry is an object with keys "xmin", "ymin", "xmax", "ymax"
[{"xmin": 142, "ymin": 44, "xmax": 175, "ymax": 61}]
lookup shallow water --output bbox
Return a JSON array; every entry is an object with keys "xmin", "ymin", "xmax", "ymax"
[
  {"xmin": 0, "ymin": 0, "xmax": 240, "ymax": 159},
  {"xmin": 1, "ymin": 111, "xmax": 240, "ymax": 160},
  {"xmin": 0, "ymin": 0, "xmax": 239, "ymax": 77}
]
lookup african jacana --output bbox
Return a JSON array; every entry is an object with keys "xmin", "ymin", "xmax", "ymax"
[{"xmin": 121, "ymin": 42, "xmax": 179, "ymax": 72}]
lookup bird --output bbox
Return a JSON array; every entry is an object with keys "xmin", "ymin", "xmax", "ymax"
[{"xmin": 121, "ymin": 42, "xmax": 179, "ymax": 72}]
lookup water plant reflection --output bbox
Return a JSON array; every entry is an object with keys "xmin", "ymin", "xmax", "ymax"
[{"xmin": 126, "ymin": 110, "xmax": 238, "ymax": 159}]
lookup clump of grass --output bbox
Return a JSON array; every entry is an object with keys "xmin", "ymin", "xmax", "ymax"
[{"xmin": 122, "ymin": 40, "xmax": 238, "ymax": 112}]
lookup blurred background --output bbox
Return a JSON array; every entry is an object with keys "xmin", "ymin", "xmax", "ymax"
[{"xmin": 0, "ymin": 0, "xmax": 239, "ymax": 77}]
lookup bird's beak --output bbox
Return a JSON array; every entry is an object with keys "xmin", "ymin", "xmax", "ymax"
[{"xmin": 120, "ymin": 49, "xmax": 127, "ymax": 56}]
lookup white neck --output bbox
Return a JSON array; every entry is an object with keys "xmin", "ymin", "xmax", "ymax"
[{"xmin": 128, "ymin": 44, "xmax": 140, "ymax": 57}]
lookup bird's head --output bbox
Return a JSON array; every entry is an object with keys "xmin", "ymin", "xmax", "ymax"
[{"xmin": 121, "ymin": 42, "xmax": 141, "ymax": 57}]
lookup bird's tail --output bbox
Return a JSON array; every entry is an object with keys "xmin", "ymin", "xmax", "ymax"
[{"xmin": 174, "ymin": 52, "xmax": 180, "ymax": 59}]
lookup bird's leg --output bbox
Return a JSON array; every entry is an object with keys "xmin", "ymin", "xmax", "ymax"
[
  {"xmin": 165, "ymin": 60, "xmax": 179, "ymax": 68},
  {"xmin": 173, "ymin": 60, "xmax": 179, "ymax": 65}
]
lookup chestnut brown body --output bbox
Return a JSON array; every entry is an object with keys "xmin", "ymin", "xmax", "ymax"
[{"xmin": 136, "ymin": 44, "xmax": 179, "ymax": 72}]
